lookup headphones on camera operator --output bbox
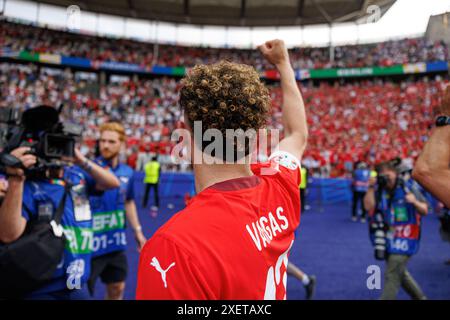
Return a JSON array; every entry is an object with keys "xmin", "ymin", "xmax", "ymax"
[{"xmin": 0, "ymin": 105, "xmax": 82, "ymax": 298}]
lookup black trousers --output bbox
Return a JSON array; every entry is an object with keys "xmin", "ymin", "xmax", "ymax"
[
  {"xmin": 88, "ymin": 251, "xmax": 128, "ymax": 296},
  {"xmin": 142, "ymin": 183, "xmax": 160, "ymax": 207},
  {"xmin": 300, "ymin": 188, "xmax": 306, "ymax": 212},
  {"xmin": 352, "ymin": 190, "xmax": 367, "ymax": 218}
]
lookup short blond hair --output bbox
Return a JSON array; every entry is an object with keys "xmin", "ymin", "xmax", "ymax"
[{"xmin": 99, "ymin": 122, "xmax": 126, "ymax": 142}]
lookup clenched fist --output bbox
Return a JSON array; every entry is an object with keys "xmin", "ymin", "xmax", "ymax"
[{"xmin": 258, "ymin": 39, "xmax": 290, "ymax": 67}]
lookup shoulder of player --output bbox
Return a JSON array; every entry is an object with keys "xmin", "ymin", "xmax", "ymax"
[
  {"xmin": 155, "ymin": 199, "xmax": 232, "ymax": 243},
  {"xmin": 144, "ymin": 231, "xmax": 193, "ymax": 258},
  {"xmin": 146, "ymin": 216, "xmax": 205, "ymax": 265},
  {"xmin": 140, "ymin": 231, "xmax": 219, "ymax": 292},
  {"xmin": 158, "ymin": 204, "xmax": 211, "ymax": 233},
  {"xmin": 147, "ymin": 206, "xmax": 237, "ymax": 278}
]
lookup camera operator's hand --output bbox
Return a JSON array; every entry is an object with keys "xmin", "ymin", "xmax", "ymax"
[
  {"xmin": 7, "ymin": 147, "xmax": 37, "ymax": 179},
  {"xmin": 258, "ymin": 39, "xmax": 290, "ymax": 68},
  {"xmin": 73, "ymin": 147, "xmax": 120, "ymax": 190},
  {"xmin": 405, "ymin": 192, "xmax": 417, "ymax": 205},
  {"xmin": 73, "ymin": 147, "xmax": 87, "ymax": 165}
]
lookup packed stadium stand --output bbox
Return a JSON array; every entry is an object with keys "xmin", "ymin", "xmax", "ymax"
[
  {"xmin": 1, "ymin": 20, "xmax": 449, "ymax": 69},
  {"xmin": 0, "ymin": 60, "xmax": 446, "ymax": 176},
  {"xmin": 1, "ymin": 18, "xmax": 448, "ymax": 176}
]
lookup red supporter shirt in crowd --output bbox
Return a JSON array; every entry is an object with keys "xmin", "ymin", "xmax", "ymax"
[{"xmin": 136, "ymin": 151, "xmax": 302, "ymax": 300}]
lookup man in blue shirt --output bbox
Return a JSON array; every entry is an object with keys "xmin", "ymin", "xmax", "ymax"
[
  {"xmin": 88, "ymin": 122, "xmax": 146, "ymax": 300},
  {"xmin": 0, "ymin": 145, "xmax": 120, "ymax": 300},
  {"xmin": 351, "ymin": 162, "xmax": 370, "ymax": 222}
]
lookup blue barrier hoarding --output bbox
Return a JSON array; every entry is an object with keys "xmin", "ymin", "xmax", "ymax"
[
  {"xmin": 61, "ymin": 56, "xmax": 91, "ymax": 68},
  {"xmin": 426, "ymin": 61, "xmax": 448, "ymax": 73}
]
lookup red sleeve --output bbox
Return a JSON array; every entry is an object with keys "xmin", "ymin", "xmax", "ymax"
[{"xmin": 136, "ymin": 234, "xmax": 216, "ymax": 300}]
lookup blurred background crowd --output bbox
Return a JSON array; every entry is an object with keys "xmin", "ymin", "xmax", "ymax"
[
  {"xmin": 0, "ymin": 19, "xmax": 448, "ymax": 177},
  {"xmin": 1, "ymin": 20, "xmax": 449, "ymax": 70}
]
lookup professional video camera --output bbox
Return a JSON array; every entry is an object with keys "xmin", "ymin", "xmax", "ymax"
[{"xmin": 0, "ymin": 105, "xmax": 82, "ymax": 179}]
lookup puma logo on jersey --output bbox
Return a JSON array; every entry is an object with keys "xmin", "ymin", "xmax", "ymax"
[
  {"xmin": 246, "ymin": 206, "xmax": 289, "ymax": 251},
  {"xmin": 150, "ymin": 257, "xmax": 176, "ymax": 288}
]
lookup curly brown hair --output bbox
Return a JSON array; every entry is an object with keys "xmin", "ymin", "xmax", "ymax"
[{"xmin": 180, "ymin": 60, "xmax": 271, "ymax": 161}]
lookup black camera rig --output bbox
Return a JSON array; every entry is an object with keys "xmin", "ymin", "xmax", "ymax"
[{"xmin": 0, "ymin": 105, "xmax": 82, "ymax": 179}]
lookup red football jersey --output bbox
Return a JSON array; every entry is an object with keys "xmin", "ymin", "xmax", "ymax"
[{"xmin": 136, "ymin": 151, "xmax": 301, "ymax": 300}]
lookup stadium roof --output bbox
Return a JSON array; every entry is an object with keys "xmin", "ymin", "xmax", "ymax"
[{"xmin": 30, "ymin": 0, "xmax": 396, "ymax": 27}]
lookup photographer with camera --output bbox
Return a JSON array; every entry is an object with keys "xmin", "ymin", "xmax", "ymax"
[
  {"xmin": 0, "ymin": 105, "xmax": 119, "ymax": 300},
  {"xmin": 364, "ymin": 161, "xmax": 428, "ymax": 300}
]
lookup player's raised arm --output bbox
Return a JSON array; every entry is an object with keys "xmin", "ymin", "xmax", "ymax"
[
  {"xmin": 258, "ymin": 39, "xmax": 308, "ymax": 161},
  {"xmin": 412, "ymin": 86, "xmax": 450, "ymax": 208}
]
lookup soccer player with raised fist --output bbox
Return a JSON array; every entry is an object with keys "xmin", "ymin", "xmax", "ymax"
[{"xmin": 136, "ymin": 39, "xmax": 308, "ymax": 300}]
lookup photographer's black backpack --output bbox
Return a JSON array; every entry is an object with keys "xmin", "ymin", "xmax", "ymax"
[{"xmin": 0, "ymin": 184, "xmax": 69, "ymax": 299}]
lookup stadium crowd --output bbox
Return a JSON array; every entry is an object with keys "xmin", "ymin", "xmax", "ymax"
[
  {"xmin": 1, "ymin": 19, "xmax": 448, "ymax": 71},
  {"xmin": 0, "ymin": 61, "xmax": 445, "ymax": 177}
]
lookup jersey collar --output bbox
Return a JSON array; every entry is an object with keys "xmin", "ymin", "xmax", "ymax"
[{"xmin": 207, "ymin": 175, "xmax": 261, "ymax": 192}]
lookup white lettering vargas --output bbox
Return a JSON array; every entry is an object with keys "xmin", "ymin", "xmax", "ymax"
[{"xmin": 246, "ymin": 206, "xmax": 289, "ymax": 251}]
